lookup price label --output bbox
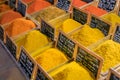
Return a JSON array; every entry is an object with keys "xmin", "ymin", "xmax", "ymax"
[
  {"xmin": 73, "ymin": 8, "xmax": 87, "ymax": 25},
  {"xmin": 56, "ymin": 0, "xmax": 71, "ymax": 11},
  {"xmin": 17, "ymin": 0, "xmax": 26, "ymax": 16},
  {"xmin": 8, "ymin": 0, "xmax": 16, "ymax": 8},
  {"xmin": 98, "ymin": 0, "xmax": 116, "ymax": 12},
  {"xmin": 41, "ymin": 20, "xmax": 54, "ymax": 41},
  {"xmin": 76, "ymin": 46, "xmax": 102, "ymax": 79},
  {"xmin": 0, "ymin": 26, "xmax": 4, "ymax": 41},
  {"xmin": 36, "ymin": 66, "xmax": 52, "ymax": 80},
  {"xmin": 113, "ymin": 26, "xmax": 120, "ymax": 43},
  {"xmin": 19, "ymin": 48, "xmax": 34, "ymax": 79},
  {"xmin": 56, "ymin": 32, "xmax": 75, "ymax": 58},
  {"xmin": 90, "ymin": 16, "xmax": 110, "ymax": 36},
  {"xmin": 6, "ymin": 35, "xmax": 17, "ymax": 59},
  {"xmin": 81, "ymin": 0, "xmax": 93, "ymax": 3},
  {"xmin": 46, "ymin": 0, "xmax": 54, "ymax": 4}
]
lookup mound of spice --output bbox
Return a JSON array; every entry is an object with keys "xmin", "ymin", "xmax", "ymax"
[
  {"xmin": 72, "ymin": 0, "xmax": 87, "ymax": 8},
  {"xmin": 5, "ymin": 18, "xmax": 35, "ymax": 37},
  {"xmin": 49, "ymin": 61, "xmax": 93, "ymax": 80},
  {"xmin": 22, "ymin": 0, "xmax": 34, "ymax": 4},
  {"xmin": 35, "ymin": 48, "xmax": 68, "ymax": 71},
  {"xmin": 15, "ymin": 30, "xmax": 49, "ymax": 54},
  {"xmin": 83, "ymin": 5, "xmax": 107, "ymax": 16},
  {"xmin": 27, "ymin": 0, "xmax": 51, "ymax": 14},
  {"xmin": 34, "ymin": 6, "xmax": 66, "ymax": 22},
  {"xmin": 70, "ymin": 24, "xmax": 105, "ymax": 46},
  {"xmin": 93, "ymin": 40, "xmax": 120, "ymax": 72},
  {"xmin": 0, "ymin": 10, "xmax": 22, "ymax": 25},
  {"xmin": 0, "ymin": 3, "xmax": 11, "ymax": 13},
  {"xmin": 62, "ymin": 19, "xmax": 82, "ymax": 33}
]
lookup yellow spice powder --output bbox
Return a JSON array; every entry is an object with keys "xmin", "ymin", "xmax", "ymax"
[
  {"xmin": 70, "ymin": 24, "xmax": 105, "ymax": 46},
  {"xmin": 102, "ymin": 13, "xmax": 120, "ymax": 32},
  {"xmin": 93, "ymin": 40, "xmax": 120, "ymax": 72},
  {"xmin": 61, "ymin": 19, "xmax": 82, "ymax": 33},
  {"xmin": 15, "ymin": 30, "xmax": 49, "ymax": 54},
  {"xmin": 49, "ymin": 61, "xmax": 93, "ymax": 80},
  {"xmin": 35, "ymin": 48, "xmax": 68, "ymax": 71}
]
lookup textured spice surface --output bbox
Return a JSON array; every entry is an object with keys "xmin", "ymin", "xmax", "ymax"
[
  {"xmin": 15, "ymin": 30, "xmax": 49, "ymax": 53},
  {"xmin": 49, "ymin": 61, "xmax": 93, "ymax": 80},
  {"xmin": 27, "ymin": 0, "xmax": 51, "ymax": 14},
  {"xmin": 5, "ymin": 18, "xmax": 35, "ymax": 37},
  {"xmin": 84, "ymin": 5, "xmax": 107, "ymax": 16},
  {"xmin": 0, "ymin": 10, "xmax": 22, "ymax": 25},
  {"xmin": 93, "ymin": 40, "xmax": 120, "ymax": 72},
  {"xmin": 22, "ymin": 0, "xmax": 33, "ymax": 3},
  {"xmin": 72, "ymin": 0, "xmax": 87, "ymax": 8},
  {"xmin": 34, "ymin": 6, "xmax": 66, "ymax": 22},
  {"xmin": 70, "ymin": 24, "xmax": 105, "ymax": 46},
  {"xmin": 62, "ymin": 19, "xmax": 82, "ymax": 33},
  {"xmin": 35, "ymin": 48, "xmax": 68, "ymax": 71},
  {"xmin": 0, "ymin": 4, "xmax": 11, "ymax": 13}
]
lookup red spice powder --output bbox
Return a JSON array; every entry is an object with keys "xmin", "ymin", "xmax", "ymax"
[
  {"xmin": 27, "ymin": 0, "xmax": 51, "ymax": 14},
  {"xmin": 0, "ymin": 4, "xmax": 11, "ymax": 13},
  {"xmin": 72, "ymin": 0, "xmax": 87, "ymax": 8},
  {"xmin": 22, "ymin": 0, "xmax": 33, "ymax": 4},
  {"xmin": 0, "ymin": 10, "xmax": 22, "ymax": 25},
  {"xmin": 84, "ymin": 5, "xmax": 107, "ymax": 16}
]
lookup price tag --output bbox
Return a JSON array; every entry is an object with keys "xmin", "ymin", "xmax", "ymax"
[
  {"xmin": 73, "ymin": 7, "xmax": 88, "ymax": 25},
  {"xmin": 107, "ymin": 69, "xmax": 120, "ymax": 80},
  {"xmin": 56, "ymin": 0, "xmax": 71, "ymax": 11},
  {"xmin": 56, "ymin": 32, "xmax": 76, "ymax": 59},
  {"xmin": 41, "ymin": 19, "xmax": 55, "ymax": 41},
  {"xmin": 19, "ymin": 48, "xmax": 35, "ymax": 79},
  {"xmin": 6, "ymin": 35, "xmax": 17, "ymax": 59},
  {"xmin": 8, "ymin": 0, "xmax": 16, "ymax": 8},
  {"xmin": 35, "ymin": 65, "xmax": 53, "ymax": 80},
  {"xmin": 0, "ymin": 26, "xmax": 4, "ymax": 41},
  {"xmin": 113, "ymin": 26, "xmax": 120, "ymax": 43},
  {"xmin": 17, "ymin": 0, "xmax": 27, "ymax": 16},
  {"xmin": 98, "ymin": 0, "xmax": 117, "ymax": 12},
  {"xmin": 81, "ymin": 0, "xmax": 93, "ymax": 3},
  {"xmin": 90, "ymin": 16, "xmax": 110, "ymax": 36},
  {"xmin": 46, "ymin": 0, "xmax": 54, "ymax": 4},
  {"xmin": 76, "ymin": 45, "xmax": 103, "ymax": 79}
]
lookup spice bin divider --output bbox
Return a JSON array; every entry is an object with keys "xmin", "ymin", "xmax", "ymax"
[
  {"xmin": 18, "ymin": 47, "xmax": 37, "ymax": 80},
  {"xmin": 106, "ymin": 66, "xmax": 120, "ymax": 80}
]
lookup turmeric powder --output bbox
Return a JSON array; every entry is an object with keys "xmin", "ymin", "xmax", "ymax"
[
  {"xmin": 35, "ymin": 48, "xmax": 68, "ymax": 71},
  {"xmin": 93, "ymin": 40, "xmax": 120, "ymax": 72},
  {"xmin": 70, "ymin": 24, "xmax": 105, "ymax": 46},
  {"xmin": 61, "ymin": 19, "xmax": 82, "ymax": 33},
  {"xmin": 5, "ymin": 18, "xmax": 35, "ymax": 37},
  {"xmin": 49, "ymin": 61, "xmax": 93, "ymax": 80},
  {"xmin": 34, "ymin": 6, "xmax": 66, "ymax": 22},
  {"xmin": 15, "ymin": 30, "xmax": 49, "ymax": 54},
  {"xmin": 102, "ymin": 13, "xmax": 120, "ymax": 32}
]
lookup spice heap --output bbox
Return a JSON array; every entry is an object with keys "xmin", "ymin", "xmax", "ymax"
[
  {"xmin": 34, "ymin": 6, "xmax": 66, "ymax": 22},
  {"xmin": 93, "ymin": 40, "xmax": 120, "ymax": 72},
  {"xmin": 72, "ymin": 0, "xmax": 87, "ymax": 8},
  {"xmin": 5, "ymin": 18, "xmax": 35, "ymax": 37},
  {"xmin": 102, "ymin": 13, "xmax": 120, "ymax": 32},
  {"xmin": 49, "ymin": 61, "xmax": 93, "ymax": 80},
  {"xmin": 62, "ymin": 19, "xmax": 82, "ymax": 33},
  {"xmin": 0, "ymin": 10, "xmax": 22, "ymax": 25},
  {"xmin": 15, "ymin": 30, "xmax": 49, "ymax": 54},
  {"xmin": 70, "ymin": 24, "xmax": 105, "ymax": 46},
  {"xmin": 22, "ymin": 0, "xmax": 33, "ymax": 4},
  {"xmin": 0, "ymin": 3, "xmax": 11, "ymax": 13},
  {"xmin": 35, "ymin": 48, "xmax": 68, "ymax": 71},
  {"xmin": 27, "ymin": 0, "xmax": 51, "ymax": 14},
  {"xmin": 83, "ymin": 5, "xmax": 107, "ymax": 16}
]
